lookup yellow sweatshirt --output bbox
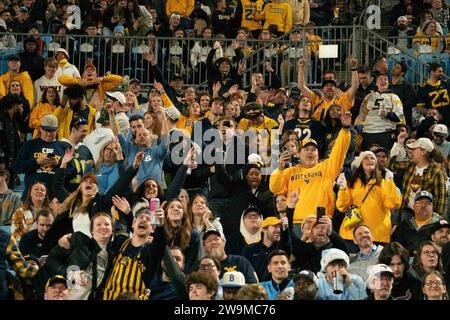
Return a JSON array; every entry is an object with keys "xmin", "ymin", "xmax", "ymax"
[
  {"xmin": 270, "ymin": 129, "xmax": 351, "ymax": 224},
  {"xmin": 254, "ymin": 2, "xmax": 292, "ymax": 33},
  {"xmin": 0, "ymin": 71, "xmax": 34, "ymax": 106},
  {"xmin": 58, "ymin": 74, "xmax": 123, "ymax": 103},
  {"xmin": 336, "ymin": 178, "xmax": 401, "ymax": 243},
  {"xmin": 239, "ymin": 0, "xmax": 264, "ymax": 31},
  {"xmin": 53, "ymin": 103, "xmax": 97, "ymax": 139},
  {"xmin": 176, "ymin": 115, "xmax": 202, "ymax": 135},
  {"xmin": 166, "ymin": 0, "xmax": 195, "ymax": 17},
  {"xmin": 29, "ymin": 102, "xmax": 57, "ymax": 138}
]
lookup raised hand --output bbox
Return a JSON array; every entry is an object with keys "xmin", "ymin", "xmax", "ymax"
[
  {"xmin": 60, "ymin": 148, "xmax": 75, "ymax": 168},
  {"xmin": 112, "ymin": 195, "xmax": 131, "ymax": 215},
  {"xmin": 143, "ymin": 51, "xmax": 156, "ymax": 65},
  {"xmin": 133, "ymin": 151, "xmax": 145, "ymax": 169},
  {"xmin": 288, "ymin": 190, "xmax": 300, "ymax": 208},
  {"xmin": 297, "ymin": 58, "xmax": 306, "ymax": 68},
  {"xmin": 153, "ymin": 81, "xmax": 165, "ymax": 94},
  {"xmin": 397, "ymin": 131, "xmax": 408, "ymax": 145},
  {"xmin": 340, "ymin": 111, "xmax": 352, "ymax": 127},
  {"xmin": 237, "ymin": 60, "xmax": 246, "ymax": 75},
  {"xmin": 228, "ymin": 84, "xmax": 240, "ymax": 95}
]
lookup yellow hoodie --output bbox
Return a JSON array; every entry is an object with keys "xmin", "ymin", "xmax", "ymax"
[
  {"xmin": 0, "ymin": 71, "xmax": 34, "ymax": 106},
  {"xmin": 270, "ymin": 129, "xmax": 351, "ymax": 224},
  {"xmin": 29, "ymin": 102, "xmax": 57, "ymax": 138},
  {"xmin": 53, "ymin": 103, "xmax": 97, "ymax": 139},
  {"xmin": 166, "ymin": 0, "xmax": 195, "ymax": 17},
  {"xmin": 254, "ymin": 1, "xmax": 293, "ymax": 33},
  {"xmin": 336, "ymin": 178, "xmax": 401, "ymax": 243}
]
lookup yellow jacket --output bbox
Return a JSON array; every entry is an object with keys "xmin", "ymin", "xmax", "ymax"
[
  {"xmin": 254, "ymin": 2, "xmax": 292, "ymax": 33},
  {"xmin": 176, "ymin": 115, "xmax": 202, "ymax": 135},
  {"xmin": 58, "ymin": 74, "xmax": 123, "ymax": 103},
  {"xmin": 166, "ymin": 0, "xmax": 195, "ymax": 17},
  {"xmin": 0, "ymin": 71, "xmax": 34, "ymax": 106},
  {"xmin": 53, "ymin": 103, "xmax": 97, "ymax": 139},
  {"xmin": 269, "ymin": 129, "xmax": 351, "ymax": 224},
  {"xmin": 336, "ymin": 178, "xmax": 401, "ymax": 243},
  {"xmin": 29, "ymin": 102, "xmax": 57, "ymax": 138},
  {"xmin": 239, "ymin": 0, "xmax": 264, "ymax": 31}
]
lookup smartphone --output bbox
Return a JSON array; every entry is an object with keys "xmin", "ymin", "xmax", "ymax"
[
  {"xmin": 47, "ymin": 153, "xmax": 55, "ymax": 158},
  {"xmin": 222, "ymin": 120, "xmax": 231, "ymax": 128},
  {"xmin": 316, "ymin": 207, "xmax": 325, "ymax": 220}
]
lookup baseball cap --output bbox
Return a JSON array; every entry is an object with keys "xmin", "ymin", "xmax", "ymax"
[
  {"xmin": 134, "ymin": 206, "xmax": 152, "ymax": 218},
  {"xmin": 242, "ymin": 207, "xmax": 262, "ymax": 218},
  {"xmin": 41, "ymin": 114, "xmax": 58, "ymax": 131},
  {"xmin": 96, "ymin": 108, "xmax": 110, "ymax": 125},
  {"xmin": 366, "ymin": 264, "xmax": 393, "ymax": 288},
  {"xmin": 433, "ymin": 124, "xmax": 448, "ymax": 136},
  {"xmin": 8, "ymin": 54, "xmax": 21, "ymax": 61},
  {"xmin": 215, "ymin": 57, "xmax": 231, "ymax": 68},
  {"xmin": 293, "ymin": 270, "xmax": 319, "ymax": 287},
  {"xmin": 80, "ymin": 173, "xmax": 98, "ymax": 185},
  {"xmin": 222, "ymin": 271, "xmax": 246, "ymax": 288},
  {"xmin": 171, "ymin": 73, "xmax": 183, "ymax": 81},
  {"xmin": 397, "ymin": 16, "xmax": 408, "ymax": 23},
  {"xmin": 106, "ymin": 91, "xmax": 126, "ymax": 105},
  {"xmin": 45, "ymin": 275, "xmax": 68, "ymax": 291},
  {"xmin": 301, "ymin": 139, "xmax": 318, "ymax": 148},
  {"xmin": 23, "ymin": 36, "xmax": 38, "ymax": 46},
  {"xmin": 203, "ymin": 227, "xmax": 223, "ymax": 241},
  {"xmin": 431, "ymin": 222, "xmax": 450, "ymax": 234},
  {"xmin": 290, "ymin": 87, "xmax": 301, "ymax": 99},
  {"xmin": 321, "ymin": 79, "xmax": 337, "ymax": 88},
  {"xmin": 320, "ymin": 248, "xmax": 349, "ymax": 272},
  {"xmin": 262, "ymin": 216, "xmax": 281, "ymax": 228},
  {"xmin": 406, "ymin": 137, "xmax": 434, "ymax": 152},
  {"xmin": 165, "ymin": 106, "xmax": 181, "ymax": 121},
  {"xmin": 371, "ymin": 146, "xmax": 388, "ymax": 156},
  {"xmin": 19, "ymin": 6, "xmax": 28, "ymax": 13},
  {"xmin": 414, "ymin": 190, "xmax": 434, "ymax": 202}
]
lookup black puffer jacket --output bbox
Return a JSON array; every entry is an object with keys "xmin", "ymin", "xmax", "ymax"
[{"xmin": 45, "ymin": 232, "xmax": 114, "ymax": 300}]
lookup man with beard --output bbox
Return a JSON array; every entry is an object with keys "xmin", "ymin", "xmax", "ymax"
[
  {"xmin": 103, "ymin": 206, "xmax": 166, "ymax": 300},
  {"xmin": 242, "ymin": 216, "xmax": 291, "ymax": 281},
  {"xmin": 431, "ymin": 223, "xmax": 450, "ymax": 253},
  {"xmin": 431, "ymin": 124, "xmax": 450, "ymax": 157},
  {"xmin": 387, "ymin": 16, "xmax": 415, "ymax": 51},
  {"xmin": 203, "ymin": 228, "xmax": 258, "ymax": 284},
  {"xmin": 293, "ymin": 270, "xmax": 319, "ymax": 300},
  {"xmin": 298, "ymin": 57, "xmax": 359, "ymax": 122},
  {"xmin": 54, "ymin": 84, "xmax": 96, "ymax": 139},
  {"xmin": 19, "ymin": 209, "xmax": 55, "ymax": 258},
  {"xmin": 365, "ymin": 264, "xmax": 395, "ymax": 300},
  {"xmin": 18, "ymin": 37, "xmax": 45, "ymax": 82},
  {"xmin": 13, "ymin": 114, "xmax": 66, "ymax": 200},
  {"xmin": 348, "ymin": 225, "xmax": 384, "ymax": 282},
  {"xmin": 260, "ymin": 250, "xmax": 294, "ymax": 300},
  {"xmin": 58, "ymin": 63, "xmax": 123, "ymax": 112},
  {"xmin": 0, "ymin": 94, "xmax": 25, "ymax": 186},
  {"xmin": 61, "ymin": 117, "xmax": 94, "ymax": 192},
  {"xmin": 416, "ymin": 63, "xmax": 450, "ymax": 128}
]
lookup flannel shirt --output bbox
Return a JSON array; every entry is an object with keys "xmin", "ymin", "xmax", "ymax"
[{"xmin": 390, "ymin": 159, "xmax": 446, "ymax": 216}]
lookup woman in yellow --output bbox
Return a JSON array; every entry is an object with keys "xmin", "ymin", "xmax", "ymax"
[
  {"xmin": 29, "ymin": 87, "xmax": 61, "ymax": 138},
  {"xmin": 270, "ymin": 111, "xmax": 352, "ymax": 231},
  {"xmin": 413, "ymin": 20, "xmax": 442, "ymax": 53},
  {"xmin": 336, "ymin": 151, "xmax": 402, "ymax": 244},
  {"xmin": 176, "ymin": 101, "xmax": 202, "ymax": 136}
]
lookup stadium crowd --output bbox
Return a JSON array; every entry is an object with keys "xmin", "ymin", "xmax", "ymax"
[{"xmin": 0, "ymin": 0, "xmax": 449, "ymax": 301}]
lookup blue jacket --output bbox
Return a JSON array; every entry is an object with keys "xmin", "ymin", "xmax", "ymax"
[
  {"xmin": 95, "ymin": 160, "xmax": 125, "ymax": 194},
  {"xmin": 260, "ymin": 278, "xmax": 294, "ymax": 300},
  {"xmin": 317, "ymin": 274, "xmax": 367, "ymax": 300}
]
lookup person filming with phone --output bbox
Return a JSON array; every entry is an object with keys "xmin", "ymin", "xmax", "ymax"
[{"xmin": 270, "ymin": 111, "xmax": 352, "ymax": 239}]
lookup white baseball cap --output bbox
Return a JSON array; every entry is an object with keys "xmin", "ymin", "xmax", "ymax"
[
  {"xmin": 366, "ymin": 264, "xmax": 393, "ymax": 289},
  {"xmin": 433, "ymin": 124, "xmax": 448, "ymax": 136},
  {"xmin": 320, "ymin": 248, "xmax": 349, "ymax": 272},
  {"xmin": 406, "ymin": 137, "xmax": 434, "ymax": 152},
  {"xmin": 222, "ymin": 271, "xmax": 245, "ymax": 288},
  {"xmin": 106, "ymin": 91, "xmax": 126, "ymax": 105}
]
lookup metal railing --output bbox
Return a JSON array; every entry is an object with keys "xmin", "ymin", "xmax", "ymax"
[{"xmin": 1, "ymin": 29, "xmax": 448, "ymax": 91}]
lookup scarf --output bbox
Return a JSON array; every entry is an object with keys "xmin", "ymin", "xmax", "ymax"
[{"xmin": 58, "ymin": 58, "xmax": 68, "ymax": 68}]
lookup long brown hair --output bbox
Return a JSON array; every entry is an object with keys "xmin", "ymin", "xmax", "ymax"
[
  {"xmin": 94, "ymin": 140, "xmax": 116, "ymax": 173},
  {"xmin": 164, "ymin": 198, "xmax": 191, "ymax": 250},
  {"xmin": 56, "ymin": 182, "xmax": 96, "ymax": 218},
  {"xmin": 21, "ymin": 181, "xmax": 51, "ymax": 211},
  {"xmin": 348, "ymin": 163, "xmax": 382, "ymax": 188},
  {"xmin": 187, "ymin": 194, "xmax": 210, "ymax": 230}
]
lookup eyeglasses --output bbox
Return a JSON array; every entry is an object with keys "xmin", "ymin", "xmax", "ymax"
[
  {"xmin": 421, "ymin": 250, "xmax": 438, "ymax": 257},
  {"xmin": 424, "ymin": 280, "xmax": 443, "ymax": 286},
  {"xmin": 199, "ymin": 263, "xmax": 216, "ymax": 270}
]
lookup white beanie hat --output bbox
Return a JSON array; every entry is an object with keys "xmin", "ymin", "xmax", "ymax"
[
  {"xmin": 320, "ymin": 248, "xmax": 350, "ymax": 272},
  {"xmin": 351, "ymin": 151, "xmax": 376, "ymax": 169}
]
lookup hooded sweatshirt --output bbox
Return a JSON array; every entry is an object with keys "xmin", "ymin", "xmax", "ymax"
[
  {"xmin": 0, "ymin": 71, "xmax": 34, "ymax": 106},
  {"xmin": 0, "ymin": 189, "xmax": 22, "ymax": 225}
]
